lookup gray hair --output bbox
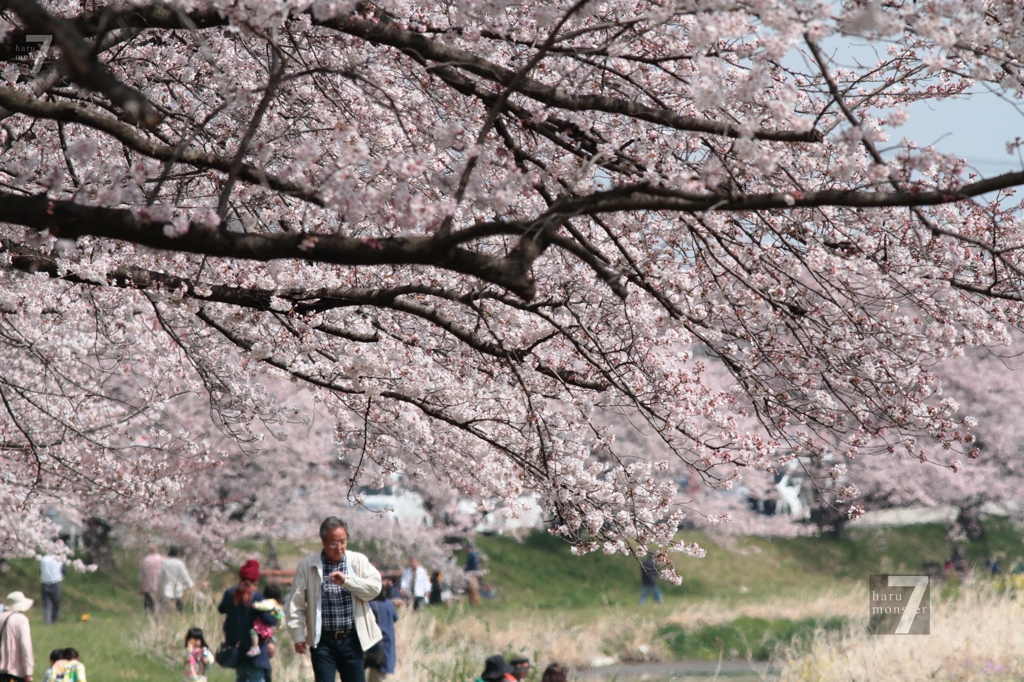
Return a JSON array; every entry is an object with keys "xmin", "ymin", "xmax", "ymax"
[{"xmin": 319, "ymin": 516, "xmax": 349, "ymax": 541}]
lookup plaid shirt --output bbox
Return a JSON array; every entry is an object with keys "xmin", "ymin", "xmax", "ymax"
[{"xmin": 320, "ymin": 551, "xmax": 354, "ymax": 633}]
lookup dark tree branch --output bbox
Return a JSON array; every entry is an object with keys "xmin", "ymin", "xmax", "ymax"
[
  {"xmin": 0, "ymin": 0, "xmax": 163, "ymax": 128},
  {"xmin": 2, "ymin": 238, "xmax": 547, "ymax": 360},
  {"xmin": 0, "ymin": 191, "xmax": 537, "ymax": 298},
  {"xmin": 0, "ymin": 85, "xmax": 324, "ymax": 207},
  {"xmin": 31, "ymin": 4, "xmax": 818, "ymax": 142},
  {"xmin": 217, "ymin": 45, "xmax": 284, "ymax": 221},
  {"xmin": 546, "ymin": 174, "xmax": 1024, "ymax": 215},
  {"xmin": 535, "ymin": 364, "xmax": 609, "ymax": 391},
  {"xmin": 315, "ymin": 322, "xmax": 380, "ymax": 343},
  {"xmin": 324, "ymin": 13, "xmax": 821, "ymax": 143},
  {"xmin": 4, "ymin": 164, "xmax": 1024, "ymax": 302},
  {"xmin": 196, "ymin": 305, "xmax": 548, "ymax": 478}
]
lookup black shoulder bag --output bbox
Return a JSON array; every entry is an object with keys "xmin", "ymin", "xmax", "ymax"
[{"xmin": 214, "ymin": 640, "xmax": 239, "ymax": 669}]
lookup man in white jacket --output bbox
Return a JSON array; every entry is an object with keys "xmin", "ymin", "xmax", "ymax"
[
  {"xmin": 285, "ymin": 517, "xmax": 382, "ymax": 682},
  {"xmin": 399, "ymin": 558, "xmax": 430, "ymax": 611},
  {"xmin": 159, "ymin": 546, "xmax": 194, "ymax": 613}
]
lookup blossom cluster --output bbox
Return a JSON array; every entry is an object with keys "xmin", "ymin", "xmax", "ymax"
[{"xmin": 0, "ymin": 0, "xmax": 1022, "ymax": 569}]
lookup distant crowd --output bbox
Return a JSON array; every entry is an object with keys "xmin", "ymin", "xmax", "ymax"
[
  {"xmin": 0, "ymin": 518, "xmax": 668, "ymax": 682},
  {"xmin": 194, "ymin": 517, "xmax": 577, "ymax": 682},
  {"xmin": 474, "ymin": 654, "xmax": 568, "ymax": 682}
]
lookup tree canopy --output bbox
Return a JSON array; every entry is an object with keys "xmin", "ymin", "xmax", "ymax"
[{"xmin": 2, "ymin": 0, "xmax": 1023, "ymax": 571}]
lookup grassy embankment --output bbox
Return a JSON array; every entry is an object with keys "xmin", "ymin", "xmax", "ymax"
[
  {"xmin": 404, "ymin": 518, "xmax": 1023, "ymax": 669},
  {"xmin": 1, "ymin": 518, "xmax": 1021, "ymax": 680},
  {"xmin": 0, "ymin": 553, "xmax": 237, "ymax": 681},
  {"xmin": 777, "ymin": 579, "xmax": 1024, "ymax": 682},
  {"xmin": 469, "ymin": 521, "xmax": 986, "ymax": 609}
]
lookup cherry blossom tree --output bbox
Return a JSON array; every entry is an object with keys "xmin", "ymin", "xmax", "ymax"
[
  {"xmin": 149, "ymin": 382, "xmax": 468, "ymax": 567},
  {"xmin": 55, "ymin": 376, "xmax": 465, "ymax": 567},
  {"xmin": 2, "ymin": 0, "xmax": 1024, "ymax": 578},
  {"xmin": 796, "ymin": 346, "xmax": 1024, "ymax": 539}
]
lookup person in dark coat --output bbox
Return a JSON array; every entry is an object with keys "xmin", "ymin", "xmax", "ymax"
[
  {"xmin": 639, "ymin": 555, "xmax": 663, "ymax": 604},
  {"xmin": 475, "ymin": 655, "xmax": 515, "ymax": 682},
  {"xmin": 364, "ymin": 577, "xmax": 398, "ymax": 682},
  {"xmin": 464, "ymin": 544, "xmax": 480, "ymax": 573},
  {"xmin": 428, "ymin": 571, "xmax": 445, "ymax": 606},
  {"xmin": 464, "ymin": 543, "xmax": 481, "ymax": 607},
  {"xmin": 219, "ymin": 560, "xmax": 278, "ymax": 682},
  {"xmin": 509, "ymin": 656, "xmax": 532, "ymax": 680}
]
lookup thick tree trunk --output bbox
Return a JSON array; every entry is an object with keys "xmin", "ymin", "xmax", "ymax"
[
  {"xmin": 957, "ymin": 506, "xmax": 986, "ymax": 540},
  {"xmin": 264, "ymin": 539, "xmax": 280, "ymax": 570},
  {"xmin": 810, "ymin": 505, "xmax": 849, "ymax": 538},
  {"xmin": 82, "ymin": 516, "xmax": 115, "ymax": 570}
]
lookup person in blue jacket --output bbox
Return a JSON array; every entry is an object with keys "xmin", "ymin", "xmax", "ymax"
[{"xmin": 364, "ymin": 575, "xmax": 398, "ymax": 681}]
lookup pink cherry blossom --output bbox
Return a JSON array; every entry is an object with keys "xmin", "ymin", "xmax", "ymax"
[{"xmin": 0, "ymin": 0, "xmax": 1023, "ymax": 571}]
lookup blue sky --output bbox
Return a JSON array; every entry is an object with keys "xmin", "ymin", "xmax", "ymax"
[
  {"xmin": 818, "ymin": 35, "xmax": 1024, "ymax": 179},
  {"xmin": 902, "ymin": 88, "xmax": 1024, "ymax": 178}
]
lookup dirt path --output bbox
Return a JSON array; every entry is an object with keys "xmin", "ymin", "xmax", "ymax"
[{"xmin": 576, "ymin": 659, "xmax": 772, "ymax": 679}]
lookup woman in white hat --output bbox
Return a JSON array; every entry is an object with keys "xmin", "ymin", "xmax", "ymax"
[{"xmin": 0, "ymin": 591, "xmax": 34, "ymax": 682}]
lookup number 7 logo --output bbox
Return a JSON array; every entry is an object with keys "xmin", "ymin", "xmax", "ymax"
[
  {"xmin": 25, "ymin": 35, "xmax": 52, "ymax": 75},
  {"xmin": 887, "ymin": 575, "xmax": 929, "ymax": 634}
]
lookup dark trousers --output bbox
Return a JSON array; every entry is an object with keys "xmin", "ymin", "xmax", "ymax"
[
  {"xmin": 310, "ymin": 631, "xmax": 364, "ymax": 682},
  {"xmin": 143, "ymin": 592, "xmax": 156, "ymax": 613},
  {"xmin": 235, "ymin": 666, "xmax": 266, "ymax": 682},
  {"xmin": 41, "ymin": 581, "xmax": 61, "ymax": 624}
]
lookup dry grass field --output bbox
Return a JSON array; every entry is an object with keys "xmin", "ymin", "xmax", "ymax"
[{"xmin": 7, "ymin": 519, "xmax": 1024, "ymax": 682}]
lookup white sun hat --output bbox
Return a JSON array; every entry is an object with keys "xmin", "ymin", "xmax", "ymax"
[{"xmin": 4, "ymin": 591, "xmax": 33, "ymax": 612}]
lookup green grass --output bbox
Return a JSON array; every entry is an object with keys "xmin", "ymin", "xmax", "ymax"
[
  {"xmin": 2, "ymin": 516, "xmax": 1021, "ymax": 678},
  {"xmin": 656, "ymin": 616, "xmax": 846, "ymax": 661},
  {"xmin": 0, "ymin": 551, "xmax": 247, "ymax": 682},
  {"xmin": 464, "ymin": 517, "xmax": 1024, "ymax": 611},
  {"xmin": 2, "ymin": 554, "xmax": 175, "ymax": 681}
]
